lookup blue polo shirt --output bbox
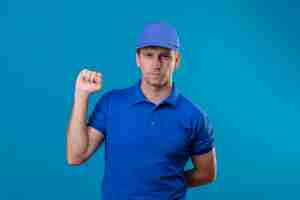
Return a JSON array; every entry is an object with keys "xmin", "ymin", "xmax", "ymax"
[{"xmin": 87, "ymin": 79, "xmax": 215, "ymax": 200}]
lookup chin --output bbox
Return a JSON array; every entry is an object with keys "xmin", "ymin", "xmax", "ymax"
[{"xmin": 147, "ymin": 77, "xmax": 167, "ymax": 88}]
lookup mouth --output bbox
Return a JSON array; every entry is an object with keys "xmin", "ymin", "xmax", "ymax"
[{"xmin": 150, "ymin": 73, "xmax": 161, "ymax": 76}]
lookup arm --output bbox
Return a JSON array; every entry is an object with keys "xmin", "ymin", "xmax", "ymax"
[
  {"xmin": 66, "ymin": 91, "xmax": 105, "ymax": 165},
  {"xmin": 66, "ymin": 69, "xmax": 104, "ymax": 166},
  {"xmin": 183, "ymin": 147, "xmax": 217, "ymax": 187}
]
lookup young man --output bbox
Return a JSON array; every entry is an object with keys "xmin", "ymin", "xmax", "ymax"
[{"xmin": 67, "ymin": 22, "xmax": 217, "ymax": 200}]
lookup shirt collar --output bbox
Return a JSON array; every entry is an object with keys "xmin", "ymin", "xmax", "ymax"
[{"xmin": 131, "ymin": 78, "xmax": 180, "ymax": 107}]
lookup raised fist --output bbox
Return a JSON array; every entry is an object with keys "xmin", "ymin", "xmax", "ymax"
[{"xmin": 75, "ymin": 68, "xmax": 102, "ymax": 95}]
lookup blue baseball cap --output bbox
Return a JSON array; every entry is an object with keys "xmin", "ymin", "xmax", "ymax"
[{"xmin": 136, "ymin": 22, "xmax": 180, "ymax": 50}]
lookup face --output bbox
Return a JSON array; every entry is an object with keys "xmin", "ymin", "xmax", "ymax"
[{"xmin": 136, "ymin": 46, "xmax": 180, "ymax": 88}]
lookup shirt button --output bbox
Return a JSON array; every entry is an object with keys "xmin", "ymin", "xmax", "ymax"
[{"xmin": 151, "ymin": 121, "xmax": 155, "ymax": 125}]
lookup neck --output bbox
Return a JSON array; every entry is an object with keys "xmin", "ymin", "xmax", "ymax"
[{"xmin": 141, "ymin": 78, "xmax": 173, "ymax": 105}]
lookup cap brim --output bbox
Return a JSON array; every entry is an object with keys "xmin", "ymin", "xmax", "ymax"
[{"xmin": 136, "ymin": 41, "xmax": 178, "ymax": 50}]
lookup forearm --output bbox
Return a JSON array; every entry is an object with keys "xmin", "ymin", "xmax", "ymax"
[
  {"xmin": 67, "ymin": 91, "xmax": 90, "ymax": 162},
  {"xmin": 183, "ymin": 168, "xmax": 214, "ymax": 188}
]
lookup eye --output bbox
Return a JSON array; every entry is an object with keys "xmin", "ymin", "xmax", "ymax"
[
  {"xmin": 161, "ymin": 54, "xmax": 171, "ymax": 60},
  {"xmin": 144, "ymin": 53, "xmax": 153, "ymax": 57}
]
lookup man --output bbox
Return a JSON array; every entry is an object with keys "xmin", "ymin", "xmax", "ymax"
[{"xmin": 67, "ymin": 22, "xmax": 217, "ymax": 200}]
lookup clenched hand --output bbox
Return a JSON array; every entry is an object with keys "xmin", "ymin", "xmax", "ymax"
[{"xmin": 75, "ymin": 68, "xmax": 103, "ymax": 96}]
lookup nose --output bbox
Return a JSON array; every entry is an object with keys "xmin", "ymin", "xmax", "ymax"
[{"xmin": 153, "ymin": 55, "xmax": 163, "ymax": 67}]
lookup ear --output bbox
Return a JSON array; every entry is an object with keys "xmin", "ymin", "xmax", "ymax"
[
  {"xmin": 174, "ymin": 51, "xmax": 181, "ymax": 70},
  {"xmin": 136, "ymin": 52, "xmax": 140, "ymax": 67}
]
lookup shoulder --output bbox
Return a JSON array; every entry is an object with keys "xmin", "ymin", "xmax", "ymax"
[
  {"xmin": 178, "ymin": 94, "xmax": 208, "ymax": 121},
  {"xmin": 97, "ymin": 84, "xmax": 135, "ymax": 105},
  {"xmin": 106, "ymin": 85, "xmax": 134, "ymax": 100}
]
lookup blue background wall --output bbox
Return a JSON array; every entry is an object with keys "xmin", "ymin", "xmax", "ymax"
[{"xmin": 1, "ymin": 0, "xmax": 299, "ymax": 199}]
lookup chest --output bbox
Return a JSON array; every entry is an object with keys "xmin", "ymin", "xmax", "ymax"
[{"xmin": 106, "ymin": 104, "xmax": 192, "ymax": 158}]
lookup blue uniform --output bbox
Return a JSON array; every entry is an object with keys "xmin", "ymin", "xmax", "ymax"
[{"xmin": 87, "ymin": 79, "xmax": 215, "ymax": 200}]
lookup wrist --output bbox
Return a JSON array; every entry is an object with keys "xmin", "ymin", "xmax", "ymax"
[{"xmin": 74, "ymin": 89, "xmax": 90, "ymax": 101}]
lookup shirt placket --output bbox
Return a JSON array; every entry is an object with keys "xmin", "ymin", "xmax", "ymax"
[{"xmin": 150, "ymin": 105, "xmax": 160, "ymax": 127}]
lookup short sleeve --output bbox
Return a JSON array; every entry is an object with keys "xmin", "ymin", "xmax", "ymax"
[
  {"xmin": 86, "ymin": 91, "xmax": 110, "ymax": 137},
  {"xmin": 189, "ymin": 111, "xmax": 215, "ymax": 156}
]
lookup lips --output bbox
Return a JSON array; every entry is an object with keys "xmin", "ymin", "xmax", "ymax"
[{"xmin": 150, "ymin": 73, "xmax": 160, "ymax": 76}]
